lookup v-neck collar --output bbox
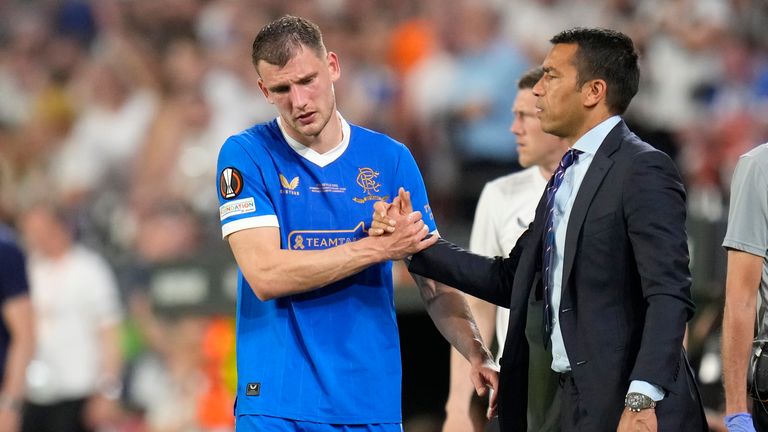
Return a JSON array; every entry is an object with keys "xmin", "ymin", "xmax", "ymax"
[{"xmin": 277, "ymin": 112, "xmax": 351, "ymax": 168}]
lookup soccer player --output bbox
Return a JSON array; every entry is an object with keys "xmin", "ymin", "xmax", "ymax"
[{"xmin": 215, "ymin": 15, "xmax": 498, "ymax": 432}]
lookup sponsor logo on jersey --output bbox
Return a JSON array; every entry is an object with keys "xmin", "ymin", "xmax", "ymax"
[
  {"xmin": 219, "ymin": 197, "xmax": 256, "ymax": 221},
  {"xmin": 279, "ymin": 174, "xmax": 300, "ymax": 196},
  {"xmin": 288, "ymin": 222, "xmax": 366, "ymax": 250},
  {"xmin": 220, "ymin": 167, "xmax": 243, "ymax": 199},
  {"xmin": 352, "ymin": 167, "xmax": 388, "ymax": 203},
  {"xmin": 310, "ymin": 183, "xmax": 346, "ymax": 193}
]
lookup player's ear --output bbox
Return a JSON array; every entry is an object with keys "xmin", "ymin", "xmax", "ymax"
[
  {"xmin": 327, "ymin": 51, "xmax": 341, "ymax": 82},
  {"xmin": 257, "ymin": 79, "xmax": 273, "ymax": 104}
]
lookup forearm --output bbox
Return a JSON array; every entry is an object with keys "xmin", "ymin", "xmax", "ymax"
[
  {"xmin": 722, "ymin": 300, "xmax": 755, "ymax": 414},
  {"xmin": 721, "ymin": 250, "xmax": 763, "ymax": 413},
  {"xmin": 445, "ymin": 297, "xmax": 496, "ymax": 411},
  {"xmin": 0, "ymin": 338, "xmax": 32, "ymax": 403},
  {"xmin": 0, "ymin": 297, "xmax": 34, "ymax": 405},
  {"xmin": 414, "ymin": 274, "xmax": 491, "ymax": 364},
  {"xmin": 409, "ymin": 239, "xmax": 512, "ymax": 307},
  {"xmin": 237, "ymin": 236, "xmax": 388, "ymax": 300},
  {"xmin": 96, "ymin": 324, "xmax": 124, "ymax": 399}
]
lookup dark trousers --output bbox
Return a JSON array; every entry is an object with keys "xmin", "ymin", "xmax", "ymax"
[
  {"xmin": 21, "ymin": 398, "xmax": 92, "ymax": 432},
  {"xmin": 753, "ymin": 399, "xmax": 768, "ymax": 431},
  {"xmin": 558, "ymin": 372, "xmax": 587, "ymax": 432}
]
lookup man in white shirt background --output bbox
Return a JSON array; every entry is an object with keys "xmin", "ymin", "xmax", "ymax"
[{"xmin": 442, "ymin": 67, "xmax": 568, "ymax": 432}]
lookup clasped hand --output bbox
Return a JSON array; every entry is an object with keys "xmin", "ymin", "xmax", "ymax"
[{"xmin": 369, "ymin": 188, "xmax": 436, "ymax": 259}]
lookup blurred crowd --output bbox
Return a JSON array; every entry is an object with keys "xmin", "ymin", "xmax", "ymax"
[{"xmin": 1, "ymin": 0, "xmax": 767, "ymax": 430}]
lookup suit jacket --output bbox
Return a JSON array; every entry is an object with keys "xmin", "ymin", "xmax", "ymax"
[{"xmin": 410, "ymin": 121, "xmax": 706, "ymax": 431}]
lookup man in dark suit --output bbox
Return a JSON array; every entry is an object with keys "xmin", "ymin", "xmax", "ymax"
[{"xmin": 372, "ymin": 28, "xmax": 706, "ymax": 431}]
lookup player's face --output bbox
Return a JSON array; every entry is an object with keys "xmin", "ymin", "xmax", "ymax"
[
  {"xmin": 510, "ymin": 89, "xmax": 563, "ymax": 169},
  {"xmin": 257, "ymin": 46, "xmax": 340, "ymax": 144},
  {"xmin": 533, "ymin": 43, "xmax": 588, "ymax": 142}
]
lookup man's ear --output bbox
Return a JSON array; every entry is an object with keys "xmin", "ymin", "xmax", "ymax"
[
  {"xmin": 582, "ymin": 79, "xmax": 607, "ymax": 109},
  {"xmin": 327, "ymin": 51, "xmax": 341, "ymax": 82},
  {"xmin": 257, "ymin": 79, "xmax": 273, "ymax": 104}
]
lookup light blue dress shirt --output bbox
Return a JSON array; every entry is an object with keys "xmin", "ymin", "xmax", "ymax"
[{"xmin": 548, "ymin": 115, "xmax": 665, "ymax": 402}]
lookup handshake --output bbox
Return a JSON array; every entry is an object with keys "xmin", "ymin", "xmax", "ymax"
[{"xmin": 366, "ymin": 188, "xmax": 437, "ymax": 261}]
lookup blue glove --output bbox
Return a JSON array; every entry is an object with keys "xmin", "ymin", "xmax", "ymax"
[{"xmin": 724, "ymin": 412, "xmax": 756, "ymax": 432}]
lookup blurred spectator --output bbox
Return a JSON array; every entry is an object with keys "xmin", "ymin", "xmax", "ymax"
[
  {"xmin": 440, "ymin": 0, "xmax": 530, "ymax": 220},
  {"xmin": 19, "ymin": 203, "xmax": 124, "ymax": 432},
  {"xmin": 0, "ymin": 0, "xmax": 766, "ymax": 428},
  {"xmin": 0, "ymin": 224, "xmax": 35, "ymax": 432}
]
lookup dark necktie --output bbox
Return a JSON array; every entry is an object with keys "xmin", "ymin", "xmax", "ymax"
[{"xmin": 542, "ymin": 148, "xmax": 582, "ymax": 345}]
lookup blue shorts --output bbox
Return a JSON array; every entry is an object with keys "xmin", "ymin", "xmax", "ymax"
[{"xmin": 236, "ymin": 415, "xmax": 403, "ymax": 432}]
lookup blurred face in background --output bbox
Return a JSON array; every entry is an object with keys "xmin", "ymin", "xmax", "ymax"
[
  {"xmin": 20, "ymin": 205, "xmax": 72, "ymax": 259},
  {"xmin": 256, "ymin": 46, "xmax": 340, "ymax": 146},
  {"xmin": 511, "ymin": 88, "xmax": 566, "ymax": 170}
]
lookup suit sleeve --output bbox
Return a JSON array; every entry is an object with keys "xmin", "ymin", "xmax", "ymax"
[
  {"xmin": 624, "ymin": 149, "xmax": 694, "ymax": 391},
  {"xmin": 408, "ymin": 228, "xmax": 531, "ymax": 308}
]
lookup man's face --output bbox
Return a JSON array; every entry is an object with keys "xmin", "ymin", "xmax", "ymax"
[
  {"xmin": 257, "ymin": 46, "xmax": 340, "ymax": 144},
  {"xmin": 532, "ymin": 43, "xmax": 587, "ymax": 141},
  {"xmin": 510, "ymin": 89, "xmax": 564, "ymax": 168}
]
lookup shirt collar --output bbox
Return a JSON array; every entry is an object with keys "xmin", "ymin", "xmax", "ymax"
[
  {"xmin": 571, "ymin": 115, "xmax": 621, "ymax": 155},
  {"xmin": 277, "ymin": 112, "xmax": 350, "ymax": 166}
]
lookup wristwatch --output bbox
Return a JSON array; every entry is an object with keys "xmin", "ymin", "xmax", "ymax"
[{"xmin": 625, "ymin": 392, "xmax": 656, "ymax": 412}]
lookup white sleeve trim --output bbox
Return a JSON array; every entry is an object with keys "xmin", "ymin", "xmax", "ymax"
[{"xmin": 222, "ymin": 215, "xmax": 279, "ymax": 239}]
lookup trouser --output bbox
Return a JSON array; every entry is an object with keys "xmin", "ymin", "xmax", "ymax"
[
  {"xmin": 753, "ymin": 398, "xmax": 768, "ymax": 430},
  {"xmin": 21, "ymin": 397, "xmax": 91, "ymax": 432}
]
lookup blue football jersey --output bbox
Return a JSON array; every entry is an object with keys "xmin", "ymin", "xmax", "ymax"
[{"xmin": 216, "ymin": 116, "xmax": 436, "ymax": 424}]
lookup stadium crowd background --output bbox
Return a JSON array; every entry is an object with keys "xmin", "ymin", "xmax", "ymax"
[{"xmin": 1, "ymin": 0, "xmax": 767, "ymax": 430}]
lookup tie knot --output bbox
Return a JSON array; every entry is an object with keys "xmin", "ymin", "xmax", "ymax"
[{"xmin": 560, "ymin": 149, "xmax": 582, "ymax": 170}]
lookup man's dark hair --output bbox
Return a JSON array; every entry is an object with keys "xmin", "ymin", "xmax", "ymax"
[
  {"xmin": 518, "ymin": 67, "xmax": 544, "ymax": 90},
  {"xmin": 550, "ymin": 27, "xmax": 639, "ymax": 114},
  {"xmin": 251, "ymin": 15, "xmax": 326, "ymax": 71}
]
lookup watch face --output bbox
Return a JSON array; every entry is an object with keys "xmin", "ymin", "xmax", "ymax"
[{"xmin": 625, "ymin": 393, "xmax": 654, "ymax": 411}]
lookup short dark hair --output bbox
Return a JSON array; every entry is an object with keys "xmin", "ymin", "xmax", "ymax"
[
  {"xmin": 251, "ymin": 15, "xmax": 326, "ymax": 70},
  {"xmin": 518, "ymin": 67, "xmax": 544, "ymax": 90},
  {"xmin": 550, "ymin": 27, "xmax": 639, "ymax": 114}
]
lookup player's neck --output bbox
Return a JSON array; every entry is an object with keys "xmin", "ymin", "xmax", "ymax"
[{"xmin": 297, "ymin": 112, "xmax": 344, "ymax": 155}]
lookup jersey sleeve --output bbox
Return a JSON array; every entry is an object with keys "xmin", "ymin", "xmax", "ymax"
[
  {"xmin": 723, "ymin": 154, "xmax": 768, "ymax": 258},
  {"xmin": 217, "ymin": 136, "xmax": 279, "ymax": 239},
  {"xmin": 0, "ymin": 241, "xmax": 29, "ymax": 305},
  {"xmin": 394, "ymin": 146, "xmax": 437, "ymax": 233}
]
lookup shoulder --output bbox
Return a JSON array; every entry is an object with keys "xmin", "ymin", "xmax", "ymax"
[
  {"xmin": 484, "ymin": 167, "xmax": 545, "ymax": 196},
  {"xmin": 220, "ymin": 120, "xmax": 279, "ymax": 155},
  {"xmin": 736, "ymin": 143, "xmax": 768, "ymax": 173},
  {"xmin": 350, "ymin": 124, "xmax": 408, "ymax": 153},
  {"xmin": 71, "ymin": 245, "xmax": 113, "ymax": 271}
]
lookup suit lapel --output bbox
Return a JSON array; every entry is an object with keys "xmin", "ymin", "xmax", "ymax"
[{"xmin": 560, "ymin": 121, "xmax": 628, "ymax": 294}]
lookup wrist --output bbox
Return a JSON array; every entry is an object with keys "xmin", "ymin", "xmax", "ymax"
[
  {"xmin": 624, "ymin": 392, "xmax": 656, "ymax": 412},
  {"xmin": 0, "ymin": 393, "xmax": 22, "ymax": 412},
  {"xmin": 96, "ymin": 376, "xmax": 123, "ymax": 401}
]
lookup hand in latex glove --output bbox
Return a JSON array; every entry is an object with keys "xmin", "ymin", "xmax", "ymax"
[{"xmin": 724, "ymin": 413, "xmax": 756, "ymax": 432}]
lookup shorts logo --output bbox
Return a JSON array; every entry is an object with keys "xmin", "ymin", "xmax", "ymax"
[
  {"xmin": 220, "ymin": 167, "xmax": 243, "ymax": 199},
  {"xmin": 246, "ymin": 382, "xmax": 260, "ymax": 396},
  {"xmin": 279, "ymin": 174, "xmax": 300, "ymax": 196},
  {"xmin": 352, "ymin": 167, "xmax": 388, "ymax": 204}
]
